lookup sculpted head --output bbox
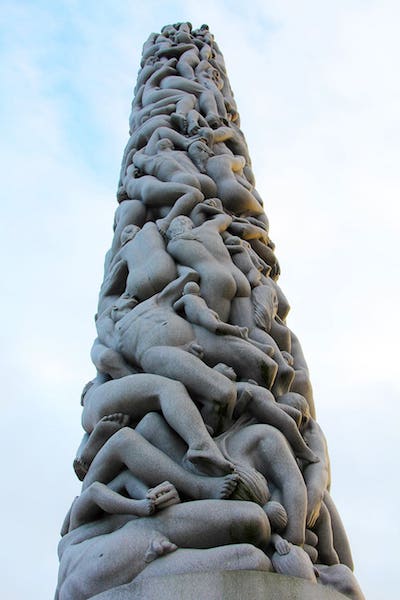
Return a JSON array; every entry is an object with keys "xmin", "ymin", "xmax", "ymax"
[
  {"xmin": 262, "ymin": 285, "xmax": 279, "ymax": 321},
  {"xmin": 111, "ymin": 294, "xmax": 138, "ymax": 321},
  {"xmin": 264, "ymin": 501, "xmax": 288, "ymax": 532},
  {"xmin": 174, "ymin": 22, "xmax": 192, "ymax": 43},
  {"xmin": 278, "ymin": 392, "xmax": 311, "ymax": 425},
  {"xmin": 160, "ymin": 24, "xmax": 176, "ymax": 37},
  {"xmin": 120, "ymin": 224, "xmax": 140, "ymax": 245},
  {"xmin": 204, "ymin": 197, "xmax": 223, "ymax": 210},
  {"xmin": 177, "ymin": 21, "xmax": 192, "ymax": 33},
  {"xmin": 156, "ymin": 138, "xmax": 174, "ymax": 152},
  {"xmin": 224, "ymin": 235, "xmax": 241, "ymax": 246},
  {"xmin": 80, "ymin": 380, "xmax": 94, "ymax": 406},
  {"xmin": 213, "ymin": 363, "xmax": 237, "ymax": 381},
  {"xmin": 195, "ymin": 127, "xmax": 214, "ymax": 146},
  {"xmin": 211, "ymin": 68, "xmax": 223, "ymax": 88},
  {"xmin": 166, "ymin": 216, "xmax": 194, "ymax": 239},
  {"xmin": 231, "ymin": 464, "xmax": 270, "ymax": 505},
  {"xmin": 183, "ymin": 282, "xmax": 200, "ymax": 296},
  {"xmin": 188, "ymin": 140, "xmax": 214, "ymax": 163}
]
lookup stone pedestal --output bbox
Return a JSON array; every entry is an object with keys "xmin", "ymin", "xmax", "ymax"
[{"xmin": 91, "ymin": 571, "xmax": 348, "ymax": 599}]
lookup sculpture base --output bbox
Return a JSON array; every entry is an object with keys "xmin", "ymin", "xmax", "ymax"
[{"xmin": 91, "ymin": 571, "xmax": 348, "ymax": 599}]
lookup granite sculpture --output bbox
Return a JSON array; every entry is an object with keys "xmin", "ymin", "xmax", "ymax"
[{"xmin": 56, "ymin": 22, "xmax": 364, "ymax": 600}]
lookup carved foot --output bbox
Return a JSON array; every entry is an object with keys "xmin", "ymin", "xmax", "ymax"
[
  {"xmin": 146, "ymin": 481, "xmax": 181, "ymax": 510},
  {"xmin": 171, "ymin": 112, "xmax": 188, "ymax": 134},
  {"xmin": 297, "ymin": 447, "xmax": 319, "ymax": 464},
  {"xmin": 182, "ymin": 443, "xmax": 233, "ymax": 476},
  {"xmin": 199, "ymin": 472, "xmax": 239, "ymax": 500},
  {"xmin": 206, "ymin": 113, "xmax": 221, "ymax": 129},
  {"xmin": 74, "ymin": 413, "xmax": 131, "ymax": 480},
  {"xmin": 271, "ymin": 365, "xmax": 295, "ymax": 397}
]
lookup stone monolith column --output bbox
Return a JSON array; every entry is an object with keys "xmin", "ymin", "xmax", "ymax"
[{"xmin": 55, "ymin": 22, "xmax": 364, "ymax": 600}]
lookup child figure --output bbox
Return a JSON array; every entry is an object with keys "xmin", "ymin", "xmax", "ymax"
[{"xmin": 173, "ymin": 281, "xmax": 248, "ymax": 338}]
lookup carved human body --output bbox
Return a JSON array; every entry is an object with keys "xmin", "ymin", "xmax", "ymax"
[
  {"xmin": 122, "ymin": 171, "xmax": 204, "ymax": 229},
  {"xmin": 101, "ymin": 223, "xmax": 177, "ymax": 305},
  {"xmin": 166, "ymin": 213, "xmax": 250, "ymax": 321},
  {"xmin": 56, "ymin": 501, "xmax": 272, "ymax": 600},
  {"xmin": 132, "ymin": 139, "xmax": 217, "ymax": 198},
  {"xmin": 136, "ymin": 412, "xmax": 307, "ymax": 546},
  {"xmin": 57, "ymin": 22, "xmax": 362, "ymax": 600},
  {"xmin": 80, "ymin": 373, "xmax": 232, "ymax": 475},
  {"xmin": 103, "ymin": 273, "xmax": 279, "ymax": 395}
]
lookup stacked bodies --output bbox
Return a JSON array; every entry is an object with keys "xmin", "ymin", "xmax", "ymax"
[{"xmin": 56, "ymin": 23, "xmax": 364, "ymax": 600}]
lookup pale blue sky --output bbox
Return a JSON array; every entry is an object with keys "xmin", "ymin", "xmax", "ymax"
[{"xmin": 1, "ymin": 2, "xmax": 399, "ymax": 598}]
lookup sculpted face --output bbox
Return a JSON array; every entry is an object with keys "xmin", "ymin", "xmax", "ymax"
[
  {"xmin": 183, "ymin": 282, "xmax": 200, "ymax": 295},
  {"xmin": 156, "ymin": 138, "xmax": 174, "ymax": 152},
  {"xmin": 166, "ymin": 216, "xmax": 194, "ymax": 239},
  {"xmin": 224, "ymin": 235, "xmax": 241, "ymax": 246},
  {"xmin": 212, "ymin": 69, "xmax": 223, "ymax": 88},
  {"xmin": 111, "ymin": 295, "xmax": 138, "ymax": 321},
  {"xmin": 204, "ymin": 197, "xmax": 223, "ymax": 210},
  {"xmin": 262, "ymin": 287, "xmax": 278, "ymax": 320},
  {"xmin": 188, "ymin": 141, "xmax": 214, "ymax": 164},
  {"xmin": 279, "ymin": 392, "xmax": 310, "ymax": 423},
  {"xmin": 213, "ymin": 363, "xmax": 237, "ymax": 381},
  {"xmin": 120, "ymin": 225, "xmax": 140, "ymax": 245},
  {"xmin": 160, "ymin": 25, "xmax": 176, "ymax": 37},
  {"xmin": 80, "ymin": 380, "xmax": 94, "ymax": 406}
]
